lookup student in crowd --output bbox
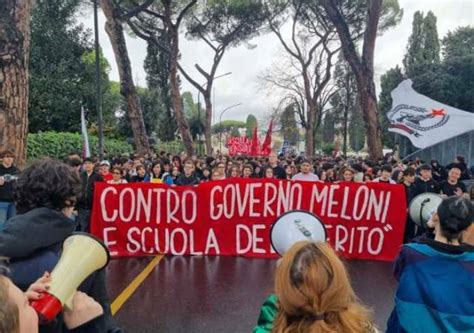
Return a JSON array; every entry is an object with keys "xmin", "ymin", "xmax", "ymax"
[
  {"xmin": 228, "ymin": 166, "xmax": 241, "ymax": 178},
  {"xmin": 0, "ymin": 158, "xmax": 119, "ymax": 332},
  {"xmin": 265, "ymin": 152, "xmax": 286, "ymax": 180},
  {"xmin": 263, "ymin": 166, "xmax": 275, "ymax": 179},
  {"xmin": 340, "ymin": 167, "xmax": 355, "ymax": 182},
  {"xmin": 200, "ymin": 167, "xmax": 211, "ymax": 182},
  {"xmin": 391, "ymin": 170, "xmax": 404, "ymax": 184},
  {"xmin": 242, "ymin": 164, "xmax": 254, "ymax": 179},
  {"xmin": 430, "ymin": 159, "xmax": 447, "ymax": 183},
  {"xmin": 211, "ymin": 169, "xmax": 223, "ymax": 181},
  {"xmin": 439, "ymin": 166, "xmax": 468, "ymax": 198},
  {"xmin": 76, "ymin": 157, "xmax": 103, "ymax": 232},
  {"xmin": 373, "ymin": 165, "xmax": 396, "ymax": 184},
  {"xmin": 446, "ymin": 155, "xmax": 471, "ymax": 181},
  {"xmin": 149, "ymin": 161, "xmax": 164, "ymax": 184},
  {"xmin": 292, "ymin": 159, "xmax": 319, "ymax": 182},
  {"xmin": 412, "ymin": 164, "xmax": 441, "ymax": 196},
  {"xmin": 169, "ymin": 166, "xmax": 181, "ymax": 184},
  {"xmin": 401, "ymin": 167, "xmax": 417, "ymax": 243},
  {"xmin": 283, "ymin": 165, "xmax": 292, "ymax": 180},
  {"xmin": 0, "ymin": 149, "xmax": 18, "ymax": 224},
  {"xmin": 0, "ymin": 264, "xmax": 106, "ymax": 333},
  {"xmin": 387, "ymin": 197, "xmax": 474, "ymax": 333},
  {"xmin": 175, "ymin": 159, "xmax": 200, "ymax": 186},
  {"xmin": 98, "ymin": 161, "xmax": 113, "ymax": 182},
  {"xmin": 214, "ymin": 162, "xmax": 227, "ymax": 180},
  {"xmin": 254, "ymin": 241, "xmax": 377, "ymax": 333},
  {"xmin": 131, "ymin": 164, "xmax": 149, "ymax": 183},
  {"xmin": 107, "ymin": 167, "xmax": 127, "ymax": 185}
]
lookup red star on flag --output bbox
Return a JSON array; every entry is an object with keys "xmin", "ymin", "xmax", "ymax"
[{"xmin": 431, "ymin": 108, "xmax": 446, "ymax": 116}]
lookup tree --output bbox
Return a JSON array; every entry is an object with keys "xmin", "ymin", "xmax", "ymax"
[
  {"xmin": 403, "ymin": 11, "xmax": 440, "ymax": 78},
  {"xmin": 230, "ymin": 127, "xmax": 240, "ymax": 138},
  {"xmin": 0, "ymin": 0, "xmax": 33, "ymax": 168},
  {"xmin": 330, "ymin": 54, "xmax": 359, "ymax": 156},
  {"xmin": 263, "ymin": 0, "xmax": 339, "ymax": 156},
  {"xmin": 320, "ymin": 0, "xmax": 402, "ymax": 160},
  {"xmin": 100, "ymin": 0, "xmax": 150, "ymax": 155},
  {"xmin": 144, "ymin": 41, "xmax": 177, "ymax": 141},
  {"xmin": 245, "ymin": 115, "xmax": 258, "ymax": 138},
  {"xmin": 179, "ymin": 1, "xmax": 266, "ymax": 154},
  {"xmin": 182, "ymin": 91, "xmax": 204, "ymax": 140},
  {"xmin": 378, "ymin": 66, "xmax": 403, "ymax": 148},
  {"xmin": 280, "ymin": 104, "xmax": 299, "ymax": 145},
  {"xmin": 29, "ymin": 0, "xmax": 90, "ymax": 132},
  {"xmin": 212, "ymin": 120, "xmax": 246, "ymax": 135},
  {"xmin": 124, "ymin": 0, "xmax": 197, "ymax": 156}
]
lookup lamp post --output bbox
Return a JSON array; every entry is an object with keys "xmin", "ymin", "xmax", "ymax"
[
  {"xmin": 196, "ymin": 72, "xmax": 232, "ymax": 154},
  {"xmin": 219, "ymin": 103, "xmax": 243, "ymax": 153},
  {"xmin": 93, "ymin": 0, "xmax": 104, "ymax": 160}
]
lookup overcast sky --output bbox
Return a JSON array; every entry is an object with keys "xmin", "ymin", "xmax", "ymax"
[{"xmin": 79, "ymin": 0, "xmax": 473, "ymax": 125}]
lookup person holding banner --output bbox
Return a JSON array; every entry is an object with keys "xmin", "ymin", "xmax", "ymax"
[
  {"xmin": 292, "ymin": 160, "xmax": 319, "ymax": 182},
  {"xmin": 387, "ymin": 196, "xmax": 474, "ymax": 333},
  {"xmin": 175, "ymin": 159, "xmax": 200, "ymax": 186},
  {"xmin": 254, "ymin": 241, "xmax": 377, "ymax": 333}
]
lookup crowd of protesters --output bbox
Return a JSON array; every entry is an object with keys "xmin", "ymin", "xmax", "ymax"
[{"xmin": 0, "ymin": 148, "xmax": 473, "ymax": 333}]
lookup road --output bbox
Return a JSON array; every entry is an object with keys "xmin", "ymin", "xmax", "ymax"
[{"xmin": 107, "ymin": 256, "xmax": 397, "ymax": 333}]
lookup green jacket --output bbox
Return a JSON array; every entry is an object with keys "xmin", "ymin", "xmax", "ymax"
[{"xmin": 253, "ymin": 294, "xmax": 278, "ymax": 333}]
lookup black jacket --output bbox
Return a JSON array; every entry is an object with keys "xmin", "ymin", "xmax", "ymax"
[
  {"xmin": 412, "ymin": 177, "xmax": 441, "ymax": 197},
  {"xmin": 175, "ymin": 174, "xmax": 200, "ymax": 186},
  {"xmin": 77, "ymin": 171, "xmax": 103, "ymax": 210},
  {"xmin": 0, "ymin": 164, "xmax": 18, "ymax": 202},
  {"xmin": 0, "ymin": 208, "xmax": 111, "ymax": 333}
]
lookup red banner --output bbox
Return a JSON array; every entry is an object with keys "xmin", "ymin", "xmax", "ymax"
[
  {"xmin": 227, "ymin": 137, "xmax": 253, "ymax": 156},
  {"xmin": 91, "ymin": 179, "xmax": 406, "ymax": 261}
]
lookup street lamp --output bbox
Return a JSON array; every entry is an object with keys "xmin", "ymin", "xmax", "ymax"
[{"xmin": 218, "ymin": 103, "xmax": 243, "ymax": 153}]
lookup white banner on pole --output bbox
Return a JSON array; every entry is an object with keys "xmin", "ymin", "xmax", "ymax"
[{"xmin": 387, "ymin": 79, "xmax": 473, "ymax": 149}]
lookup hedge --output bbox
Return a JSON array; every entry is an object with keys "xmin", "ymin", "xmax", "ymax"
[{"xmin": 27, "ymin": 131, "xmax": 133, "ymax": 160}]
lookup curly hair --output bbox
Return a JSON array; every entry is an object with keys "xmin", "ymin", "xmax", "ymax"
[{"xmin": 14, "ymin": 158, "xmax": 82, "ymax": 214}]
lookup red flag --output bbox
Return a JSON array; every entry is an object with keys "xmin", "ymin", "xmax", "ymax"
[
  {"xmin": 261, "ymin": 119, "xmax": 273, "ymax": 155},
  {"xmin": 250, "ymin": 126, "xmax": 259, "ymax": 156}
]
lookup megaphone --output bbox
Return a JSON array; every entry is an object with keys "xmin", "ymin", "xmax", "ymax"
[
  {"xmin": 31, "ymin": 233, "xmax": 110, "ymax": 324},
  {"xmin": 409, "ymin": 193, "xmax": 443, "ymax": 228},
  {"xmin": 270, "ymin": 210, "xmax": 327, "ymax": 256}
]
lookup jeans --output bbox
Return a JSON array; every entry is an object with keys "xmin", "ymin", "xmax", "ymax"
[
  {"xmin": 77, "ymin": 208, "xmax": 91, "ymax": 232},
  {"xmin": 0, "ymin": 201, "xmax": 16, "ymax": 225}
]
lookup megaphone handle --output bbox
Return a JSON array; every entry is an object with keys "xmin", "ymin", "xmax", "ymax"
[{"xmin": 419, "ymin": 199, "xmax": 430, "ymax": 228}]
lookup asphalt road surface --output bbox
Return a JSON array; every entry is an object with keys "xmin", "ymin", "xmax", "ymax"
[{"xmin": 107, "ymin": 256, "xmax": 396, "ymax": 333}]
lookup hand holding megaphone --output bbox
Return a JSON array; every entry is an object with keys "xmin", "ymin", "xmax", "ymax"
[
  {"xmin": 30, "ymin": 233, "xmax": 110, "ymax": 324},
  {"xmin": 271, "ymin": 210, "xmax": 327, "ymax": 256}
]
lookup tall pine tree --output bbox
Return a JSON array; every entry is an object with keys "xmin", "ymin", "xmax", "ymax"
[
  {"xmin": 403, "ymin": 11, "xmax": 440, "ymax": 78},
  {"xmin": 378, "ymin": 66, "xmax": 404, "ymax": 148},
  {"xmin": 143, "ymin": 41, "xmax": 177, "ymax": 141}
]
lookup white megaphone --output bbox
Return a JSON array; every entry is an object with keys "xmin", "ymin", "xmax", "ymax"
[
  {"xmin": 270, "ymin": 210, "xmax": 327, "ymax": 256},
  {"xmin": 31, "ymin": 233, "xmax": 110, "ymax": 324},
  {"xmin": 409, "ymin": 193, "xmax": 443, "ymax": 228}
]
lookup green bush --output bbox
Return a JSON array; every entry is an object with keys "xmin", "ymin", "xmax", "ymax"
[
  {"xmin": 27, "ymin": 131, "xmax": 133, "ymax": 160},
  {"xmin": 153, "ymin": 141, "xmax": 186, "ymax": 155},
  {"xmin": 322, "ymin": 143, "xmax": 336, "ymax": 156}
]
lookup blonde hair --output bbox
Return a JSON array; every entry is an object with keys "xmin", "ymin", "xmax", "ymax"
[
  {"xmin": 0, "ymin": 273, "xmax": 20, "ymax": 333},
  {"xmin": 272, "ymin": 241, "xmax": 373, "ymax": 333}
]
